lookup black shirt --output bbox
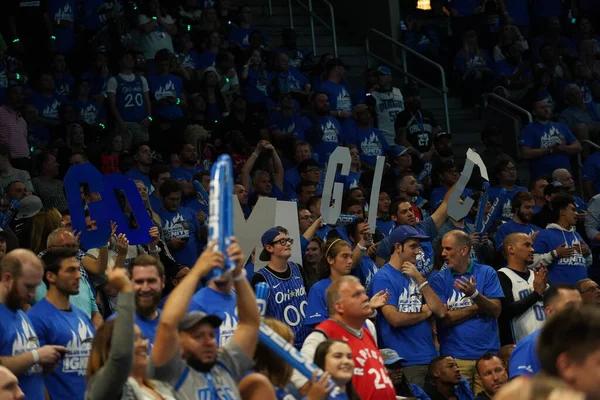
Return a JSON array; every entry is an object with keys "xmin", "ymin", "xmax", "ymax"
[{"xmin": 394, "ymin": 109, "xmax": 438, "ymax": 153}]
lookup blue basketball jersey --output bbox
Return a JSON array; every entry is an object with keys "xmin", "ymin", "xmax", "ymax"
[
  {"xmin": 258, "ymin": 262, "xmax": 311, "ymax": 348},
  {"xmin": 116, "ymin": 75, "xmax": 146, "ymax": 122}
]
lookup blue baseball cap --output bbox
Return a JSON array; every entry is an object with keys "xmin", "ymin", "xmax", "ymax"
[
  {"xmin": 377, "ymin": 66, "xmax": 392, "ymax": 76},
  {"xmin": 259, "ymin": 227, "xmax": 282, "ymax": 261},
  {"xmin": 388, "ymin": 226, "xmax": 429, "ymax": 256},
  {"xmin": 380, "ymin": 348, "xmax": 406, "ymax": 365},
  {"xmin": 391, "ymin": 145, "xmax": 410, "ymax": 159}
]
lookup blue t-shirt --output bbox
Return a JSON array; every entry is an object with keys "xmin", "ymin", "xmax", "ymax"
[
  {"xmin": 520, "ymin": 121, "xmax": 577, "ymax": 180},
  {"xmin": 495, "ymin": 220, "xmax": 540, "ymax": 251},
  {"xmin": 353, "ymin": 257, "xmax": 379, "ymax": 293},
  {"xmin": 376, "ymin": 218, "xmax": 395, "ymax": 237},
  {"xmin": 124, "ymin": 168, "xmax": 152, "ymax": 192},
  {"xmin": 318, "ymin": 80, "xmax": 352, "ymax": 112},
  {"xmin": 270, "ymin": 68, "xmax": 308, "ymax": 93},
  {"xmin": 54, "ymin": 73, "xmax": 76, "ymax": 96},
  {"xmin": 48, "ymin": 0, "xmax": 78, "ymax": 52},
  {"xmin": 533, "ymin": 227, "xmax": 588, "ymax": 285},
  {"xmin": 149, "ymin": 193, "xmax": 162, "ymax": 213},
  {"xmin": 197, "ymin": 51, "xmax": 217, "ymax": 69},
  {"xmin": 377, "ymin": 218, "xmax": 438, "ymax": 277},
  {"xmin": 0, "ymin": 305, "xmax": 45, "ymax": 399},
  {"xmin": 488, "ymin": 185, "xmax": 528, "ymax": 221},
  {"xmin": 181, "ymin": 50, "xmax": 201, "ymax": 70},
  {"xmin": 189, "ymin": 287, "xmax": 238, "ymax": 347},
  {"xmin": 304, "ymin": 278, "xmax": 332, "ymax": 327},
  {"xmin": 312, "ymin": 116, "xmax": 344, "ymax": 167},
  {"xmin": 370, "ymin": 264, "xmax": 439, "ymax": 366},
  {"xmin": 228, "ymin": 26, "xmax": 268, "ymax": 48},
  {"xmin": 509, "ymin": 329, "xmax": 541, "ymax": 377},
  {"xmin": 430, "ymin": 187, "xmax": 473, "ymax": 211},
  {"xmin": 268, "ymin": 111, "xmax": 311, "ymax": 141},
  {"xmin": 454, "ymin": 50, "xmax": 493, "ymax": 73},
  {"xmin": 582, "ymin": 153, "xmax": 600, "ymax": 196},
  {"xmin": 147, "ymin": 74, "xmax": 184, "ymax": 120},
  {"xmin": 494, "ymin": 59, "xmax": 531, "ymax": 80},
  {"xmin": 116, "ymin": 74, "xmax": 147, "ymax": 122},
  {"xmin": 503, "ymin": 0, "xmax": 529, "ymax": 25},
  {"xmin": 29, "ymin": 92, "xmax": 66, "ymax": 121},
  {"xmin": 171, "ymin": 165, "xmax": 204, "ymax": 183},
  {"xmin": 28, "ymin": 299, "xmax": 95, "ymax": 400},
  {"xmin": 73, "ymin": 99, "xmax": 104, "ymax": 126},
  {"xmin": 257, "ymin": 262, "xmax": 311, "ymax": 348},
  {"xmin": 429, "ymin": 262, "xmax": 504, "ymax": 359},
  {"xmin": 135, "ymin": 311, "xmax": 161, "ymax": 347},
  {"xmin": 245, "ymin": 68, "xmax": 270, "ymax": 103},
  {"xmin": 343, "ymin": 121, "xmax": 390, "ymax": 166},
  {"xmin": 80, "ymin": 71, "xmax": 110, "ymax": 96},
  {"xmin": 157, "ymin": 206, "xmax": 202, "ymax": 267}
]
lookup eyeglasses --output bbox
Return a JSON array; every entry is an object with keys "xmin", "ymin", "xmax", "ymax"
[
  {"xmin": 503, "ymin": 166, "xmax": 517, "ymax": 173},
  {"xmin": 271, "ymin": 238, "xmax": 294, "ymax": 246},
  {"xmin": 580, "ymin": 285, "xmax": 600, "ymax": 294}
]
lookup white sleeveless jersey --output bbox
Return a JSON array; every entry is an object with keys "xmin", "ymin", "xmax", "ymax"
[
  {"xmin": 371, "ymin": 88, "xmax": 404, "ymax": 145},
  {"xmin": 498, "ymin": 267, "xmax": 545, "ymax": 343}
]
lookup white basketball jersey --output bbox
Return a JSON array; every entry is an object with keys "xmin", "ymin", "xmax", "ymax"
[
  {"xmin": 498, "ymin": 268, "xmax": 545, "ymax": 343},
  {"xmin": 371, "ymin": 88, "xmax": 404, "ymax": 145}
]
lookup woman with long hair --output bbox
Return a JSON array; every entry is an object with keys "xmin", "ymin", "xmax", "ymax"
[
  {"xmin": 313, "ymin": 340, "xmax": 361, "ymax": 400},
  {"xmin": 239, "ymin": 318, "xmax": 332, "ymax": 400},
  {"xmin": 240, "ymin": 48, "xmax": 269, "ymax": 114},
  {"xmin": 198, "ymin": 7, "xmax": 222, "ymax": 34},
  {"xmin": 199, "ymin": 70, "xmax": 229, "ymax": 127},
  {"xmin": 86, "ymin": 268, "xmax": 178, "ymax": 399},
  {"xmin": 29, "ymin": 208, "xmax": 62, "ymax": 254},
  {"xmin": 304, "ymin": 237, "xmax": 387, "ymax": 329}
]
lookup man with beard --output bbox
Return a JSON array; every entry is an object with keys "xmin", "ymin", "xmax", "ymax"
[
  {"xmin": 28, "ymin": 249, "xmax": 96, "ymax": 400},
  {"xmin": 381, "ymin": 348, "xmax": 428, "ymax": 398},
  {"xmin": 395, "ymin": 85, "xmax": 440, "ymax": 161},
  {"xmin": 576, "ymin": 278, "xmax": 600, "ymax": 306},
  {"xmin": 509, "ymin": 283, "xmax": 581, "ymax": 378},
  {"xmin": 498, "ymin": 233, "xmax": 548, "ymax": 346},
  {"xmin": 0, "ymin": 249, "xmax": 67, "ymax": 399},
  {"xmin": 170, "ymin": 143, "xmax": 203, "ymax": 200},
  {"xmin": 474, "ymin": 353, "xmax": 508, "ymax": 400},
  {"xmin": 150, "ymin": 239, "xmax": 259, "ymax": 399},
  {"xmin": 129, "ymin": 255, "xmax": 165, "ymax": 345},
  {"xmin": 495, "ymin": 191, "xmax": 541, "ymax": 254},
  {"xmin": 234, "ymin": 183, "xmax": 250, "ymax": 217},
  {"xmin": 396, "ymin": 172, "xmax": 429, "ymax": 222},
  {"xmin": 424, "ymin": 355, "xmax": 474, "ymax": 400},
  {"xmin": 430, "ymin": 131, "xmax": 454, "ymax": 169},
  {"xmin": 240, "ymin": 140, "xmax": 285, "ymax": 200},
  {"xmin": 305, "ymin": 92, "xmax": 345, "ymax": 167},
  {"xmin": 124, "ymin": 143, "xmax": 153, "ymax": 193}
]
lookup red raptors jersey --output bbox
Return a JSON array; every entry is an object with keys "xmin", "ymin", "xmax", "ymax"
[{"xmin": 316, "ymin": 320, "xmax": 396, "ymax": 400}]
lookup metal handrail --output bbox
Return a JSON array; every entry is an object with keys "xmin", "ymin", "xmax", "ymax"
[
  {"xmin": 267, "ymin": 0, "xmax": 338, "ymax": 57},
  {"xmin": 365, "ymin": 28, "xmax": 450, "ymax": 133},
  {"xmin": 483, "ymin": 93, "xmax": 533, "ymax": 123}
]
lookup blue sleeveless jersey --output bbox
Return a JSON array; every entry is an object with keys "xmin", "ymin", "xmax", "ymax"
[
  {"xmin": 116, "ymin": 75, "xmax": 146, "ymax": 122},
  {"xmin": 258, "ymin": 262, "xmax": 311, "ymax": 348}
]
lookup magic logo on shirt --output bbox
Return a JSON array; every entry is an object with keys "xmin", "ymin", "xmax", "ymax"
[
  {"xmin": 283, "ymin": 122, "xmax": 296, "ymax": 135},
  {"xmin": 79, "ymin": 104, "xmax": 98, "ymax": 125},
  {"xmin": 321, "ymin": 120, "xmax": 339, "ymax": 143},
  {"xmin": 163, "ymin": 214, "xmax": 190, "ymax": 241},
  {"xmin": 155, "ymin": 81, "xmax": 176, "ymax": 100},
  {"xmin": 447, "ymin": 289, "xmax": 473, "ymax": 311},
  {"xmin": 397, "ymin": 279, "xmax": 423, "ymax": 313},
  {"xmin": 336, "ymin": 88, "xmax": 352, "ymax": 111},
  {"xmin": 63, "ymin": 318, "xmax": 94, "ymax": 375},
  {"xmin": 540, "ymin": 126, "xmax": 564, "ymax": 148},
  {"xmin": 54, "ymin": 3, "xmax": 74, "ymax": 21},
  {"xmin": 415, "ymin": 250, "xmax": 432, "ymax": 276},
  {"xmin": 43, "ymin": 100, "xmax": 61, "ymax": 119},
  {"xmin": 218, "ymin": 311, "xmax": 238, "ymax": 347},
  {"xmin": 360, "ymin": 131, "xmax": 383, "ymax": 156},
  {"xmin": 12, "ymin": 316, "xmax": 42, "ymax": 375},
  {"xmin": 558, "ymin": 238, "xmax": 586, "ymax": 265}
]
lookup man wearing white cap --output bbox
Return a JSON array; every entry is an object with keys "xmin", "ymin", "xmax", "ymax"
[{"xmin": 366, "ymin": 66, "xmax": 405, "ymax": 146}]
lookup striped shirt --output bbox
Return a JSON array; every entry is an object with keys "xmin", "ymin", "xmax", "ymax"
[{"xmin": 0, "ymin": 105, "xmax": 29, "ymax": 158}]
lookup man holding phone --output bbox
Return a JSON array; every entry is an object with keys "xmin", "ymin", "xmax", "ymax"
[{"xmin": 0, "ymin": 249, "xmax": 67, "ymax": 399}]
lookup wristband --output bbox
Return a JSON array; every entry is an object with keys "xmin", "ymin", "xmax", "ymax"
[
  {"xmin": 357, "ymin": 243, "xmax": 367, "ymax": 252},
  {"xmin": 32, "ymin": 350, "xmax": 40, "ymax": 364},
  {"xmin": 50, "ymin": 35, "xmax": 56, "ymax": 40},
  {"xmin": 369, "ymin": 309, "xmax": 378, "ymax": 318},
  {"xmin": 418, "ymin": 153, "xmax": 424, "ymax": 160},
  {"xmin": 418, "ymin": 281, "xmax": 429, "ymax": 291},
  {"xmin": 470, "ymin": 289, "xmax": 480, "ymax": 300},
  {"xmin": 147, "ymin": 116, "xmax": 153, "ymax": 122},
  {"xmin": 12, "ymin": 38, "xmax": 20, "ymax": 43},
  {"xmin": 232, "ymin": 269, "xmax": 247, "ymax": 282},
  {"xmin": 152, "ymin": 16, "xmax": 157, "ymax": 20},
  {"xmin": 251, "ymin": 152, "xmax": 259, "ymax": 158}
]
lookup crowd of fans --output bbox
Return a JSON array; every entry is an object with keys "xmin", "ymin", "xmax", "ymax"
[{"xmin": 1, "ymin": 0, "xmax": 600, "ymax": 399}]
